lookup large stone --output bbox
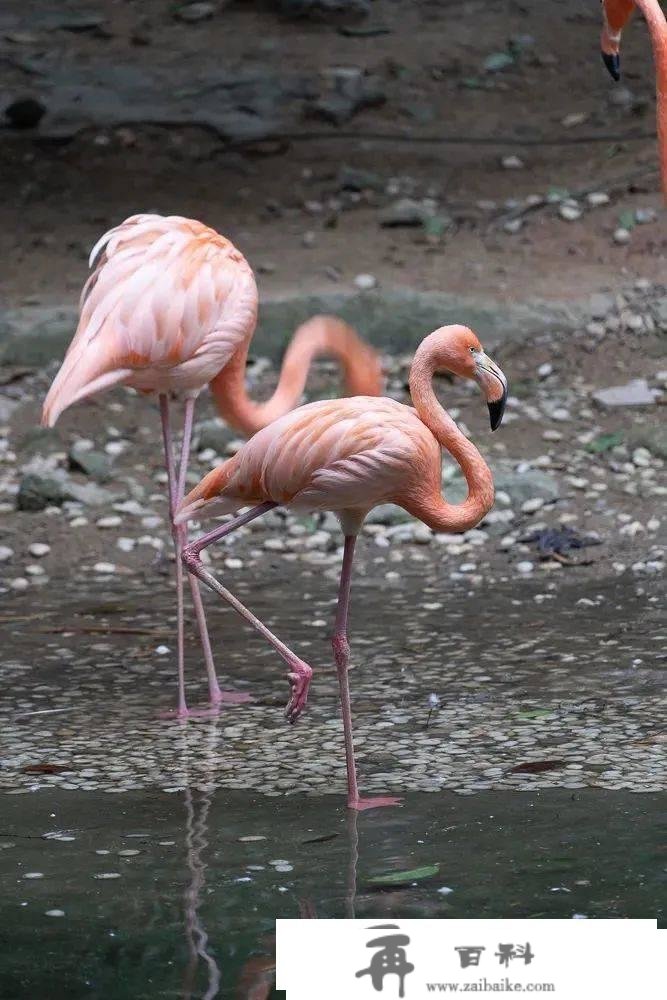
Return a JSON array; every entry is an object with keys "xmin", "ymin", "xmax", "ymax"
[
  {"xmin": 592, "ymin": 380, "xmax": 659, "ymax": 408},
  {"xmin": 17, "ymin": 469, "xmax": 112, "ymax": 511},
  {"xmin": 68, "ymin": 445, "xmax": 113, "ymax": 482},
  {"xmin": 444, "ymin": 459, "xmax": 559, "ymax": 509}
]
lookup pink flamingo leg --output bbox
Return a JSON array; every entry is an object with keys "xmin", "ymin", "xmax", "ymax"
[
  {"xmin": 159, "ymin": 394, "xmax": 189, "ymax": 718},
  {"xmin": 333, "ymin": 536, "xmax": 402, "ymax": 811},
  {"xmin": 176, "ymin": 397, "xmax": 251, "ymax": 709},
  {"xmin": 182, "ymin": 503, "xmax": 313, "ymax": 722}
]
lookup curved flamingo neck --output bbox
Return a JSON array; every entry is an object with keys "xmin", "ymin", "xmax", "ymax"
[
  {"xmin": 635, "ymin": 0, "xmax": 667, "ymax": 201},
  {"xmin": 406, "ymin": 334, "xmax": 494, "ymax": 533},
  {"xmin": 208, "ymin": 315, "xmax": 383, "ymax": 436}
]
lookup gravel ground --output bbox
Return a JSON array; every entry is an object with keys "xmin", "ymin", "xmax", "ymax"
[{"xmin": 0, "ymin": 283, "xmax": 665, "ymax": 800}]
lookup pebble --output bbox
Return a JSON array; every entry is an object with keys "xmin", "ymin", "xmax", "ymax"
[
  {"xmin": 586, "ymin": 192, "xmax": 610, "ymax": 207},
  {"xmin": 155, "ymin": 645, "xmax": 170, "ymax": 656},
  {"xmin": 23, "ymin": 872, "xmax": 44, "ymax": 879},
  {"xmin": 93, "ymin": 872, "xmax": 122, "ymax": 880},
  {"xmin": 559, "ymin": 203, "xmax": 582, "ymax": 222},
  {"xmin": 354, "ymin": 273, "xmax": 377, "ymax": 291},
  {"xmin": 537, "ymin": 363, "xmax": 553, "ymax": 378},
  {"xmin": 521, "ymin": 498, "xmax": 544, "ymax": 514},
  {"xmin": 97, "ymin": 516, "xmax": 122, "ymax": 529},
  {"xmin": 501, "ymin": 155, "xmax": 524, "ymax": 170},
  {"xmin": 45, "ymin": 909, "xmax": 65, "ymax": 917},
  {"xmin": 613, "ymin": 227, "xmax": 631, "ymax": 246},
  {"xmin": 10, "ymin": 578, "xmax": 29, "ymax": 591},
  {"xmin": 92, "ymin": 562, "xmax": 116, "ymax": 574},
  {"xmin": 28, "ymin": 542, "xmax": 50, "ymax": 557},
  {"xmin": 0, "ymin": 545, "xmax": 14, "ymax": 561},
  {"xmin": 516, "ymin": 561, "xmax": 534, "ymax": 574}
]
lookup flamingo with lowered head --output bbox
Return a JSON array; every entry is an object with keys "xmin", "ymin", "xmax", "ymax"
[
  {"xmin": 600, "ymin": 0, "xmax": 667, "ymax": 199},
  {"xmin": 176, "ymin": 324, "xmax": 508, "ymax": 810},
  {"xmin": 41, "ymin": 213, "xmax": 383, "ymax": 719}
]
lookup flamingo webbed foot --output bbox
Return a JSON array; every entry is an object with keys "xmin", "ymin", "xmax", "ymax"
[{"xmin": 285, "ymin": 660, "xmax": 313, "ymax": 724}]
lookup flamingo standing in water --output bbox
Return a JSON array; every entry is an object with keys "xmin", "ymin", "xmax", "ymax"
[
  {"xmin": 600, "ymin": 0, "xmax": 667, "ymax": 198},
  {"xmin": 176, "ymin": 325, "xmax": 508, "ymax": 810},
  {"xmin": 41, "ymin": 214, "xmax": 383, "ymax": 718}
]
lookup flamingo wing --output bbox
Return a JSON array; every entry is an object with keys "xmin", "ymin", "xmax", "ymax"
[
  {"xmin": 181, "ymin": 397, "xmax": 440, "ymax": 518},
  {"xmin": 42, "ymin": 214, "xmax": 258, "ymax": 426}
]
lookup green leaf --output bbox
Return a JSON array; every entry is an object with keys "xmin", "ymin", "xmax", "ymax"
[
  {"xmin": 585, "ymin": 431, "xmax": 623, "ymax": 454},
  {"xmin": 517, "ymin": 709, "xmax": 553, "ymax": 720},
  {"xmin": 618, "ymin": 209, "xmax": 635, "ymax": 230},
  {"xmin": 370, "ymin": 864, "xmax": 440, "ymax": 886}
]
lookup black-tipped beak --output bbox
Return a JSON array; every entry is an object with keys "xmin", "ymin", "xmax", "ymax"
[
  {"xmin": 488, "ymin": 388, "xmax": 507, "ymax": 432},
  {"xmin": 602, "ymin": 51, "xmax": 621, "ymax": 82}
]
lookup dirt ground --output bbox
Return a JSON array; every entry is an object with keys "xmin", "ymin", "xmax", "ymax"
[{"xmin": 1, "ymin": 0, "xmax": 666, "ymax": 308}]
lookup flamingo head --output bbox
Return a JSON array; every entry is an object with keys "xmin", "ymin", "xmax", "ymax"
[
  {"xmin": 431, "ymin": 325, "xmax": 509, "ymax": 431},
  {"xmin": 601, "ymin": 0, "xmax": 635, "ymax": 81}
]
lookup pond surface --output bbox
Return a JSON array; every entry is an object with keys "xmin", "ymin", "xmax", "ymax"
[
  {"xmin": 0, "ymin": 787, "xmax": 665, "ymax": 999},
  {"xmin": 1, "ymin": 569, "xmax": 665, "ymax": 997}
]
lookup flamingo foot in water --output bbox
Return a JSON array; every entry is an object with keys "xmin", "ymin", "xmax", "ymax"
[
  {"xmin": 285, "ymin": 660, "xmax": 313, "ymax": 724},
  {"xmin": 349, "ymin": 796, "xmax": 403, "ymax": 812}
]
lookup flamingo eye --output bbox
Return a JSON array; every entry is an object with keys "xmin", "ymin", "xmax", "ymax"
[{"xmin": 469, "ymin": 347, "xmax": 476, "ymax": 354}]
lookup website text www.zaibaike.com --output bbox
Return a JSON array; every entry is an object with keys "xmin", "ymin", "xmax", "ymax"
[{"xmin": 425, "ymin": 979, "xmax": 556, "ymax": 992}]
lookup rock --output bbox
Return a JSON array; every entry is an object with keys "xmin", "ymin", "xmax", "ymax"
[
  {"xmin": 0, "ymin": 545, "xmax": 14, "ymax": 562},
  {"xmin": 635, "ymin": 207, "xmax": 657, "ymax": 225},
  {"xmin": 627, "ymin": 425, "xmax": 667, "ymax": 459},
  {"xmin": 516, "ymin": 561, "xmax": 534, "ymax": 574},
  {"xmin": 307, "ymin": 70, "xmax": 385, "ymax": 125},
  {"xmin": 17, "ymin": 427, "xmax": 62, "ymax": 457},
  {"xmin": 4, "ymin": 97, "xmax": 46, "ymax": 129},
  {"xmin": 613, "ymin": 227, "xmax": 631, "ymax": 245},
  {"xmin": 17, "ymin": 470, "xmax": 112, "ymax": 512},
  {"xmin": 492, "ymin": 461, "xmax": 559, "ymax": 507},
  {"xmin": 380, "ymin": 198, "xmax": 436, "ymax": 227},
  {"xmin": 17, "ymin": 473, "xmax": 68, "ymax": 512},
  {"xmin": 559, "ymin": 203, "xmax": 582, "ymax": 221},
  {"xmin": 278, "ymin": 0, "xmax": 370, "ymax": 16},
  {"xmin": 365, "ymin": 504, "xmax": 411, "ymax": 526},
  {"xmin": 501, "ymin": 155, "xmax": 524, "ymax": 170},
  {"xmin": 589, "ymin": 292, "xmax": 614, "ymax": 319},
  {"xmin": 28, "ymin": 542, "xmax": 50, "ymax": 557},
  {"xmin": 483, "ymin": 52, "xmax": 514, "ymax": 73},
  {"xmin": 354, "ymin": 273, "xmax": 377, "ymax": 291},
  {"xmin": 593, "ymin": 379, "xmax": 659, "ymax": 408},
  {"xmin": 337, "ymin": 165, "xmax": 383, "ymax": 192},
  {"xmin": 174, "ymin": 2, "xmax": 217, "ymax": 22},
  {"xmin": 194, "ymin": 419, "xmax": 233, "ymax": 454},
  {"xmin": 503, "ymin": 219, "xmax": 523, "ymax": 235},
  {"xmin": 653, "ymin": 297, "xmax": 667, "ymax": 330},
  {"xmin": 586, "ymin": 192, "xmax": 610, "ymax": 207},
  {"xmin": 68, "ymin": 445, "xmax": 112, "ymax": 482}
]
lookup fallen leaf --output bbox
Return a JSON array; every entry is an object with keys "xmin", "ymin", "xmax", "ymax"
[
  {"xmin": 370, "ymin": 864, "xmax": 440, "ymax": 886},
  {"xmin": 21, "ymin": 763, "xmax": 73, "ymax": 775},
  {"xmin": 508, "ymin": 760, "xmax": 566, "ymax": 774}
]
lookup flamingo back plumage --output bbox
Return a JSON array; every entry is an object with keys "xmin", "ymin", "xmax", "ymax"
[
  {"xmin": 41, "ymin": 214, "xmax": 258, "ymax": 426},
  {"xmin": 178, "ymin": 396, "xmax": 441, "ymax": 523}
]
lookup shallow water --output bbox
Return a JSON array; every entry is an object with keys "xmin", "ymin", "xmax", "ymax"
[
  {"xmin": 0, "ymin": 787, "xmax": 665, "ymax": 999},
  {"xmin": 1, "ymin": 569, "xmax": 665, "ymax": 997}
]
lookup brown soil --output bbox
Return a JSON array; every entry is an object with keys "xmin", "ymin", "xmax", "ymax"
[{"xmin": 1, "ymin": 0, "xmax": 665, "ymax": 308}]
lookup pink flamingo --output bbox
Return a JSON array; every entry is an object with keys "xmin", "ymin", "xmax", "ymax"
[
  {"xmin": 176, "ymin": 325, "xmax": 507, "ymax": 810},
  {"xmin": 41, "ymin": 214, "xmax": 383, "ymax": 718},
  {"xmin": 600, "ymin": 0, "xmax": 667, "ymax": 199}
]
